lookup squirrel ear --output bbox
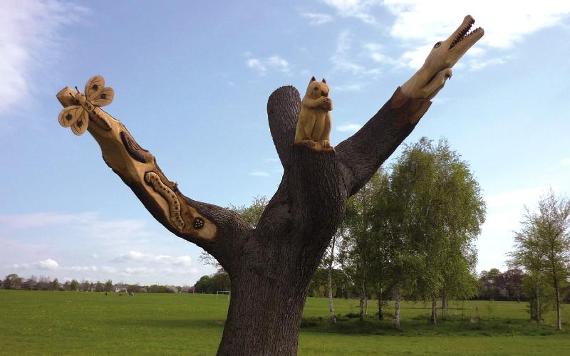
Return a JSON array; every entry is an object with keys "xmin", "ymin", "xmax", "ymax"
[
  {"xmin": 310, "ymin": 76, "xmax": 316, "ymax": 82},
  {"xmin": 322, "ymin": 78, "xmax": 326, "ymax": 83}
]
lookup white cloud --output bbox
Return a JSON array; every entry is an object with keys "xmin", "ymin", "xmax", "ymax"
[
  {"xmin": 0, "ymin": 0, "xmax": 87, "ymax": 115},
  {"xmin": 37, "ymin": 258, "xmax": 59, "ymax": 270},
  {"xmin": 247, "ymin": 58, "xmax": 265, "ymax": 73},
  {"xmin": 385, "ymin": 0, "xmax": 570, "ymax": 47},
  {"xmin": 332, "ymin": 30, "xmax": 366, "ymax": 74},
  {"xmin": 115, "ymin": 250, "xmax": 193, "ymax": 268},
  {"xmin": 11, "ymin": 263, "xmax": 30, "ymax": 269},
  {"xmin": 382, "ymin": 0, "xmax": 570, "ymax": 69},
  {"xmin": 485, "ymin": 186, "xmax": 547, "ymax": 210},
  {"xmin": 362, "ymin": 43, "xmax": 398, "ymax": 66},
  {"xmin": 12, "ymin": 258, "xmax": 60, "ymax": 270},
  {"xmin": 267, "ymin": 56, "xmax": 290, "ymax": 71},
  {"xmin": 322, "ymin": 0, "xmax": 381, "ymax": 24},
  {"xmin": 100, "ymin": 266, "xmax": 118, "ymax": 274},
  {"xmin": 336, "ymin": 83, "xmax": 363, "ymax": 92},
  {"xmin": 124, "ymin": 267, "xmax": 154, "ymax": 275},
  {"xmin": 561, "ymin": 158, "xmax": 570, "ymax": 166},
  {"xmin": 331, "ymin": 31, "xmax": 386, "ymax": 77},
  {"xmin": 399, "ymin": 44, "xmax": 434, "ymax": 70},
  {"xmin": 337, "ymin": 123, "xmax": 362, "ymax": 133},
  {"xmin": 468, "ymin": 57, "xmax": 507, "ymax": 71},
  {"xmin": 68, "ymin": 265, "xmax": 98, "ymax": 272},
  {"xmin": 246, "ymin": 55, "xmax": 290, "ymax": 75},
  {"xmin": 249, "ymin": 170, "xmax": 270, "ymax": 177},
  {"xmin": 323, "ymin": 1, "xmax": 570, "ymax": 71},
  {"xmin": 301, "ymin": 12, "xmax": 334, "ymax": 25}
]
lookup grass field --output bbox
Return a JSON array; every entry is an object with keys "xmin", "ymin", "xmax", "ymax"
[{"xmin": 1, "ymin": 290, "xmax": 569, "ymax": 355}]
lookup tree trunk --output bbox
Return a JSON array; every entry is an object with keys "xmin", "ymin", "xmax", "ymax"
[
  {"xmin": 394, "ymin": 286, "xmax": 401, "ymax": 330},
  {"xmin": 554, "ymin": 279, "xmax": 562, "ymax": 330},
  {"xmin": 218, "ymin": 270, "xmax": 307, "ymax": 355},
  {"xmin": 359, "ymin": 277, "xmax": 368, "ymax": 321},
  {"xmin": 430, "ymin": 297, "xmax": 437, "ymax": 325},
  {"xmin": 377, "ymin": 286, "xmax": 384, "ymax": 320},
  {"xmin": 327, "ymin": 235, "xmax": 337, "ymax": 324},
  {"xmin": 57, "ymin": 83, "xmax": 432, "ymax": 355},
  {"xmin": 441, "ymin": 291, "xmax": 447, "ymax": 320},
  {"xmin": 327, "ymin": 270, "xmax": 337, "ymax": 324},
  {"xmin": 535, "ymin": 285, "xmax": 541, "ymax": 324},
  {"xmin": 364, "ymin": 292, "xmax": 368, "ymax": 316}
]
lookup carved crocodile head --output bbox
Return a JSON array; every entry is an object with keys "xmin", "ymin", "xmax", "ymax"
[{"xmin": 401, "ymin": 15, "xmax": 484, "ymax": 99}]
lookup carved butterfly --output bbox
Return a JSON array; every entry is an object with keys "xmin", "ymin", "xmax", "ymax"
[{"xmin": 58, "ymin": 75, "xmax": 114, "ymax": 135}]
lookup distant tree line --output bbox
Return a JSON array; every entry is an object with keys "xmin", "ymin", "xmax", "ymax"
[
  {"xmin": 0, "ymin": 274, "xmax": 191, "ymax": 294},
  {"xmin": 306, "ymin": 266, "xmax": 570, "ymax": 301},
  {"xmin": 477, "ymin": 268, "xmax": 525, "ymax": 301}
]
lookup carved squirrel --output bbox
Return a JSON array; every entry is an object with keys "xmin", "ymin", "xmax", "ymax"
[{"xmin": 294, "ymin": 77, "xmax": 333, "ymax": 151}]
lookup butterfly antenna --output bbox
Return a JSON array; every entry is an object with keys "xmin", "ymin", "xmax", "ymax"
[{"xmin": 75, "ymin": 86, "xmax": 80, "ymax": 94}]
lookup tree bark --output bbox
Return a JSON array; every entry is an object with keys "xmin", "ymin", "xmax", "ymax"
[
  {"xmin": 377, "ymin": 286, "xmax": 384, "ymax": 320},
  {"xmin": 328, "ymin": 234, "xmax": 337, "ymax": 324},
  {"xmin": 57, "ymin": 85, "xmax": 431, "ymax": 355},
  {"xmin": 394, "ymin": 286, "xmax": 401, "ymax": 330},
  {"xmin": 430, "ymin": 297, "xmax": 437, "ymax": 325},
  {"xmin": 359, "ymin": 276, "xmax": 368, "ymax": 321},
  {"xmin": 217, "ymin": 269, "xmax": 308, "ymax": 355},
  {"xmin": 532, "ymin": 284, "xmax": 541, "ymax": 324},
  {"xmin": 441, "ymin": 291, "xmax": 448, "ymax": 320},
  {"xmin": 554, "ymin": 278, "xmax": 562, "ymax": 330},
  {"xmin": 549, "ymin": 258, "xmax": 562, "ymax": 330}
]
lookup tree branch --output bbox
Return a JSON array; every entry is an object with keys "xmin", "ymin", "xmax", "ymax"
[
  {"xmin": 335, "ymin": 87, "xmax": 431, "ymax": 196},
  {"xmin": 57, "ymin": 87, "xmax": 250, "ymax": 272},
  {"xmin": 267, "ymin": 86, "xmax": 301, "ymax": 169}
]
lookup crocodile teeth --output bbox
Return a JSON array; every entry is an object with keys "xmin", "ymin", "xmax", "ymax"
[{"xmin": 450, "ymin": 20, "xmax": 477, "ymax": 49}]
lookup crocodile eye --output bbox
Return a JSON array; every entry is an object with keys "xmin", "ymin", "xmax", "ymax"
[{"xmin": 434, "ymin": 41, "xmax": 442, "ymax": 48}]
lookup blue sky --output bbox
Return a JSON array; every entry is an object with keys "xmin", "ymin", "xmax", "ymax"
[{"xmin": 1, "ymin": 0, "xmax": 570, "ymax": 285}]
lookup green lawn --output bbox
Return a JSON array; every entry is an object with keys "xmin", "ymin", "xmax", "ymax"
[{"xmin": 1, "ymin": 290, "xmax": 569, "ymax": 355}]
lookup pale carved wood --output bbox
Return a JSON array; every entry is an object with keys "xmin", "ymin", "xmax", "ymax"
[{"xmin": 401, "ymin": 15, "xmax": 484, "ymax": 99}]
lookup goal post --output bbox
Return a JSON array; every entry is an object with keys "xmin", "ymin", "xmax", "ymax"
[{"xmin": 216, "ymin": 290, "xmax": 230, "ymax": 299}]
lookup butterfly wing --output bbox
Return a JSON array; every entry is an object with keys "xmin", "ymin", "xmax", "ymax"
[
  {"xmin": 90, "ymin": 87, "xmax": 114, "ymax": 107},
  {"xmin": 85, "ymin": 75, "xmax": 114, "ymax": 107},
  {"xmin": 85, "ymin": 75, "xmax": 105, "ymax": 100},
  {"xmin": 58, "ymin": 105, "xmax": 83, "ymax": 127},
  {"xmin": 70, "ymin": 109, "xmax": 89, "ymax": 135}
]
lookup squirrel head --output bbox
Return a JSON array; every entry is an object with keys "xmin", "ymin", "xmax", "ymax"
[{"xmin": 305, "ymin": 76, "xmax": 329, "ymax": 100}]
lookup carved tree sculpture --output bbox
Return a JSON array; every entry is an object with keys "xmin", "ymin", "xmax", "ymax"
[{"xmin": 57, "ymin": 15, "xmax": 483, "ymax": 356}]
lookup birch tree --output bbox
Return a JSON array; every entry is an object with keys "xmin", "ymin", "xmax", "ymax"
[
  {"xmin": 390, "ymin": 138, "xmax": 484, "ymax": 325},
  {"xmin": 510, "ymin": 191, "xmax": 570, "ymax": 330}
]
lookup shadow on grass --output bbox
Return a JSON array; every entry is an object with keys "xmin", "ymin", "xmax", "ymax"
[
  {"xmin": 301, "ymin": 314, "xmax": 568, "ymax": 337},
  {"xmin": 107, "ymin": 318, "xmax": 225, "ymax": 330}
]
